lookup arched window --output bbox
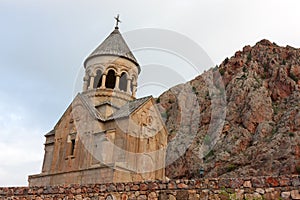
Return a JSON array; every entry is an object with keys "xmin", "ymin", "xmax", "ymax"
[
  {"xmin": 105, "ymin": 69, "xmax": 116, "ymax": 89},
  {"xmin": 119, "ymin": 72, "xmax": 127, "ymax": 91},
  {"xmin": 93, "ymin": 70, "xmax": 103, "ymax": 88}
]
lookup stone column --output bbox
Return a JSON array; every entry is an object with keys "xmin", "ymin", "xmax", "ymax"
[
  {"xmin": 100, "ymin": 74, "xmax": 106, "ymax": 89},
  {"xmin": 132, "ymin": 84, "xmax": 137, "ymax": 97},
  {"xmin": 126, "ymin": 78, "xmax": 131, "ymax": 93},
  {"xmin": 115, "ymin": 74, "xmax": 120, "ymax": 90},
  {"xmin": 88, "ymin": 76, "xmax": 95, "ymax": 90},
  {"xmin": 82, "ymin": 76, "xmax": 89, "ymax": 91}
]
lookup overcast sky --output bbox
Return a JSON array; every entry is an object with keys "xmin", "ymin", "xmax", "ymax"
[{"xmin": 0, "ymin": 0, "xmax": 300, "ymax": 186}]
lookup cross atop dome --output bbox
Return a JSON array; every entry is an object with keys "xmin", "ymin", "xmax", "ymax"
[{"xmin": 114, "ymin": 14, "xmax": 121, "ymax": 29}]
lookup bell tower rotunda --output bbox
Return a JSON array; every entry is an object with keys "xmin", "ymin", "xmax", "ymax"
[{"xmin": 82, "ymin": 19, "xmax": 140, "ymax": 110}]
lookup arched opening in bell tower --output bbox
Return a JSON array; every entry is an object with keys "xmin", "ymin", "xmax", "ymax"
[
  {"xmin": 105, "ymin": 69, "xmax": 116, "ymax": 89},
  {"xmin": 93, "ymin": 70, "xmax": 103, "ymax": 88},
  {"xmin": 119, "ymin": 72, "xmax": 128, "ymax": 92}
]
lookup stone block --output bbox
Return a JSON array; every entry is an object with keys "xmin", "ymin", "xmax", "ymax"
[
  {"xmin": 255, "ymin": 188, "xmax": 265, "ymax": 194},
  {"xmin": 281, "ymin": 191, "xmax": 290, "ymax": 199},
  {"xmin": 263, "ymin": 190, "xmax": 280, "ymax": 200},
  {"xmin": 176, "ymin": 190, "xmax": 189, "ymax": 200},
  {"xmin": 251, "ymin": 177, "xmax": 265, "ymax": 188},
  {"xmin": 244, "ymin": 192, "xmax": 262, "ymax": 200},
  {"xmin": 266, "ymin": 177, "xmax": 279, "ymax": 187},
  {"xmin": 158, "ymin": 191, "xmax": 168, "ymax": 200},
  {"xmin": 292, "ymin": 176, "xmax": 300, "ymax": 187},
  {"xmin": 243, "ymin": 180, "xmax": 252, "ymax": 188},
  {"xmin": 291, "ymin": 190, "xmax": 300, "ymax": 199}
]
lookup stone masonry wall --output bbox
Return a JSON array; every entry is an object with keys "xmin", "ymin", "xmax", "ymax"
[{"xmin": 1, "ymin": 175, "xmax": 300, "ymax": 200}]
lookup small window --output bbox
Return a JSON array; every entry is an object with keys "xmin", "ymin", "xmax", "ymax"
[{"xmin": 70, "ymin": 139, "xmax": 76, "ymax": 156}]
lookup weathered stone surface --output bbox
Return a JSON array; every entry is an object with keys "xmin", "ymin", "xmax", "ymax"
[
  {"xmin": 158, "ymin": 40, "xmax": 300, "ymax": 179},
  {"xmin": 255, "ymin": 188, "xmax": 265, "ymax": 194},
  {"xmin": 263, "ymin": 190, "xmax": 280, "ymax": 200},
  {"xmin": 3, "ymin": 176, "xmax": 300, "ymax": 200},
  {"xmin": 177, "ymin": 183, "xmax": 188, "ymax": 189},
  {"xmin": 281, "ymin": 191, "xmax": 290, "ymax": 199},
  {"xmin": 266, "ymin": 177, "xmax": 279, "ymax": 187},
  {"xmin": 291, "ymin": 190, "xmax": 300, "ymax": 200},
  {"xmin": 244, "ymin": 193, "xmax": 262, "ymax": 200},
  {"xmin": 30, "ymin": 30, "xmax": 168, "ymax": 187},
  {"xmin": 176, "ymin": 190, "xmax": 189, "ymax": 200},
  {"xmin": 243, "ymin": 180, "xmax": 252, "ymax": 188}
]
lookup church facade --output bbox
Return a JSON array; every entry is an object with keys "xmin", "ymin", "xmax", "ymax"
[{"xmin": 28, "ymin": 23, "xmax": 168, "ymax": 186}]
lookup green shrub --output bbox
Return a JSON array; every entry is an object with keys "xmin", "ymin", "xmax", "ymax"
[
  {"xmin": 271, "ymin": 126, "xmax": 278, "ymax": 136},
  {"xmin": 227, "ymin": 164, "xmax": 237, "ymax": 172},
  {"xmin": 192, "ymin": 86, "xmax": 198, "ymax": 95},
  {"xmin": 289, "ymin": 132, "xmax": 295, "ymax": 137},
  {"xmin": 219, "ymin": 68, "xmax": 225, "ymax": 76},
  {"xmin": 204, "ymin": 150, "xmax": 215, "ymax": 161},
  {"xmin": 273, "ymin": 105, "xmax": 279, "ymax": 115},
  {"xmin": 204, "ymin": 135, "xmax": 211, "ymax": 145},
  {"xmin": 263, "ymin": 63, "xmax": 268, "ymax": 72},
  {"xmin": 290, "ymin": 72, "xmax": 299, "ymax": 82},
  {"xmin": 296, "ymin": 166, "xmax": 300, "ymax": 174},
  {"xmin": 161, "ymin": 112, "xmax": 168, "ymax": 118},
  {"xmin": 224, "ymin": 57, "xmax": 229, "ymax": 65},
  {"xmin": 247, "ymin": 53, "xmax": 252, "ymax": 62}
]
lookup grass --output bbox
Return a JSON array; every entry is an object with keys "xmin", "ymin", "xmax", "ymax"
[{"xmin": 226, "ymin": 163, "xmax": 237, "ymax": 172}]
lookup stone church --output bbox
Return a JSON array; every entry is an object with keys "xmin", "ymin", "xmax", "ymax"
[{"xmin": 28, "ymin": 21, "xmax": 168, "ymax": 186}]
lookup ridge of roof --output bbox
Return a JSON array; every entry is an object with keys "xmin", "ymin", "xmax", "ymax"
[
  {"xmin": 96, "ymin": 101, "xmax": 121, "ymax": 109},
  {"xmin": 78, "ymin": 94, "xmax": 152, "ymax": 122},
  {"xmin": 106, "ymin": 96, "xmax": 152, "ymax": 120},
  {"xmin": 45, "ymin": 130, "xmax": 55, "ymax": 136},
  {"xmin": 77, "ymin": 94, "xmax": 105, "ymax": 121}
]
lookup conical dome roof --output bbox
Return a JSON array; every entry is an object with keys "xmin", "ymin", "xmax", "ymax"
[{"xmin": 84, "ymin": 27, "xmax": 140, "ymax": 71}]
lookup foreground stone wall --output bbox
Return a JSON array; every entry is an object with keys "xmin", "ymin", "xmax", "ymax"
[{"xmin": 1, "ymin": 175, "xmax": 300, "ymax": 200}]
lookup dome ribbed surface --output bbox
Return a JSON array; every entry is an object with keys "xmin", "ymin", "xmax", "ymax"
[{"xmin": 84, "ymin": 28, "xmax": 139, "ymax": 68}]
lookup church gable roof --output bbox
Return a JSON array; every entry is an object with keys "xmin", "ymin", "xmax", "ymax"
[
  {"xmin": 107, "ymin": 96, "xmax": 152, "ymax": 120},
  {"xmin": 95, "ymin": 101, "xmax": 121, "ymax": 109},
  {"xmin": 52, "ymin": 94, "xmax": 105, "ymax": 130},
  {"xmin": 76, "ymin": 93, "xmax": 152, "ymax": 122},
  {"xmin": 45, "ymin": 130, "xmax": 55, "ymax": 137},
  {"xmin": 50, "ymin": 94, "xmax": 153, "ymax": 134},
  {"xmin": 84, "ymin": 28, "xmax": 139, "ymax": 69},
  {"xmin": 77, "ymin": 94, "xmax": 105, "ymax": 121}
]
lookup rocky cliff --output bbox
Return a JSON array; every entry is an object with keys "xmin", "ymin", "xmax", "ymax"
[{"xmin": 156, "ymin": 39, "xmax": 300, "ymax": 179}]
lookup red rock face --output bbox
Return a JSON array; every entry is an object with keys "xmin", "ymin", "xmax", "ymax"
[{"xmin": 158, "ymin": 39, "xmax": 300, "ymax": 179}]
